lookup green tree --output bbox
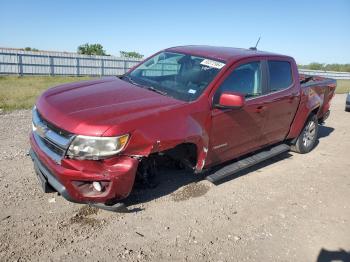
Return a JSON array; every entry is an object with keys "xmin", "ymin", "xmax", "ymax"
[
  {"xmin": 23, "ymin": 47, "xmax": 39, "ymax": 51},
  {"xmin": 308, "ymin": 63, "xmax": 324, "ymax": 70},
  {"xmin": 120, "ymin": 51, "xmax": 144, "ymax": 59},
  {"xmin": 77, "ymin": 43, "xmax": 107, "ymax": 55},
  {"xmin": 298, "ymin": 63, "xmax": 350, "ymax": 72}
]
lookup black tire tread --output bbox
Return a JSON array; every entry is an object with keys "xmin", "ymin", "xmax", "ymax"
[{"xmin": 291, "ymin": 114, "xmax": 319, "ymax": 154}]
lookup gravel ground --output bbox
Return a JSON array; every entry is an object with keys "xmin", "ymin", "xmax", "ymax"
[{"xmin": 0, "ymin": 94, "xmax": 349, "ymax": 262}]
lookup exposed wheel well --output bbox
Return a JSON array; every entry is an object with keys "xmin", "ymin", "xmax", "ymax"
[
  {"xmin": 163, "ymin": 143, "xmax": 198, "ymax": 168},
  {"xmin": 135, "ymin": 143, "xmax": 198, "ymax": 186},
  {"xmin": 139, "ymin": 142, "xmax": 198, "ymax": 169}
]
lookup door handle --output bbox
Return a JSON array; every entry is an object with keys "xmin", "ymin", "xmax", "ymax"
[{"xmin": 255, "ymin": 105, "xmax": 267, "ymax": 113}]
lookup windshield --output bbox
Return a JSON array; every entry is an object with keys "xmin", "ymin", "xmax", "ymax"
[{"xmin": 123, "ymin": 51, "xmax": 225, "ymax": 102}]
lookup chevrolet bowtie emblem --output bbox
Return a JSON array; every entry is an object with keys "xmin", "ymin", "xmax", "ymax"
[{"xmin": 35, "ymin": 123, "xmax": 48, "ymax": 138}]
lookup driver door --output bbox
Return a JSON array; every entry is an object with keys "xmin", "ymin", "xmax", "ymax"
[{"xmin": 208, "ymin": 60, "xmax": 269, "ymax": 165}]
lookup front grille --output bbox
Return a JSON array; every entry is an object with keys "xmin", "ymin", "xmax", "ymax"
[
  {"xmin": 32, "ymin": 107, "xmax": 74, "ymax": 164},
  {"xmin": 42, "ymin": 139, "xmax": 66, "ymax": 156},
  {"xmin": 36, "ymin": 110, "xmax": 72, "ymax": 138}
]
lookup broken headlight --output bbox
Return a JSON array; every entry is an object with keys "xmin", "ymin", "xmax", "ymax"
[{"xmin": 67, "ymin": 134, "xmax": 129, "ymax": 160}]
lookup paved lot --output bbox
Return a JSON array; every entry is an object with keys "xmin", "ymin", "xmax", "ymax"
[{"xmin": 0, "ymin": 94, "xmax": 349, "ymax": 261}]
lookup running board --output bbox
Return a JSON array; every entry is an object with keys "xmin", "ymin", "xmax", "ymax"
[{"xmin": 206, "ymin": 144, "xmax": 290, "ymax": 183}]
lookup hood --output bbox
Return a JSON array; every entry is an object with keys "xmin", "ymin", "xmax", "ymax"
[{"xmin": 36, "ymin": 77, "xmax": 184, "ymax": 136}]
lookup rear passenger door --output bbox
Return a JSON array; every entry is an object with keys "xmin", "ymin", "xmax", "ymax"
[{"xmin": 263, "ymin": 59, "xmax": 300, "ymax": 144}]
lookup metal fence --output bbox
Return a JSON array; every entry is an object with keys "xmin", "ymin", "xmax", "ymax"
[
  {"xmin": 298, "ymin": 69, "xmax": 350, "ymax": 80},
  {"xmin": 0, "ymin": 48, "xmax": 142, "ymax": 76},
  {"xmin": 1, "ymin": 48, "xmax": 350, "ymax": 79}
]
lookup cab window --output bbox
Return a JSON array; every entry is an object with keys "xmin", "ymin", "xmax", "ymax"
[
  {"xmin": 268, "ymin": 61, "xmax": 293, "ymax": 92},
  {"xmin": 215, "ymin": 62, "xmax": 262, "ymax": 101}
]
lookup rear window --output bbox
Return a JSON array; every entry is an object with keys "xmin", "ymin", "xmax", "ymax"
[{"xmin": 268, "ymin": 61, "xmax": 293, "ymax": 92}]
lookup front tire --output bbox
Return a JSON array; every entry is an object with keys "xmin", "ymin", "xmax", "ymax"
[{"xmin": 291, "ymin": 114, "xmax": 319, "ymax": 154}]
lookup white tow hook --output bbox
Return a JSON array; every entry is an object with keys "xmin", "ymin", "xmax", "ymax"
[{"xmin": 92, "ymin": 181, "xmax": 102, "ymax": 192}]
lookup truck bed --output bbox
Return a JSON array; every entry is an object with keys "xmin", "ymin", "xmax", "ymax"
[
  {"xmin": 299, "ymin": 74, "xmax": 336, "ymax": 119},
  {"xmin": 299, "ymin": 74, "xmax": 336, "ymax": 88}
]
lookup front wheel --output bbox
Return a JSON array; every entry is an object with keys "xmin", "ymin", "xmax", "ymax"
[{"xmin": 291, "ymin": 114, "xmax": 319, "ymax": 154}]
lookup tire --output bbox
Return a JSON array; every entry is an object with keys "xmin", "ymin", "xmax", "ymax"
[{"xmin": 291, "ymin": 114, "xmax": 319, "ymax": 154}]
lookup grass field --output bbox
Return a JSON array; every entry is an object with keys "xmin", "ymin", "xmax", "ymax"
[
  {"xmin": 0, "ymin": 76, "xmax": 92, "ymax": 111},
  {"xmin": 335, "ymin": 79, "xmax": 350, "ymax": 94},
  {"xmin": 0, "ymin": 76, "xmax": 349, "ymax": 111}
]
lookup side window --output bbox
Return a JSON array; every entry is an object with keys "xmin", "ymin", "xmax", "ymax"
[
  {"xmin": 268, "ymin": 61, "xmax": 293, "ymax": 92},
  {"xmin": 215, "ymin": 62, "xmax": 262, "ymax": 101}
]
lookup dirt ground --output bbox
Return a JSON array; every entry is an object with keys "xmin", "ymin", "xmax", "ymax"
[{"xmin": 0, "ymin": 94, "xmax": 349, "ymax": 262}]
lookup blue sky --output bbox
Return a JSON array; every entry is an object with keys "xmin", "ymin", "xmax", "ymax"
[{"xmin": 1, "ymin": 0, "xmax": 349, "ymax": 64}]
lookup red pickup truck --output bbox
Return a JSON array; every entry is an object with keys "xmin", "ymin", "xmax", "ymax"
[{"xmin": 29, "ymin": 46, "xmax": 336, "ymax": 211}]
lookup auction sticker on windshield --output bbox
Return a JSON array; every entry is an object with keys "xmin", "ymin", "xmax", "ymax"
[{"xmin": 200, "ymin": 59, "xmax": 225, "ymax": 69}]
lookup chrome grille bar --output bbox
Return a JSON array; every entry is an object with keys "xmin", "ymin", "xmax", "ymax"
[
  {"xmin": 33, "ymin": 132, "xmax": 63, "ymax": 164},
  {"xmin": 32, "ymin": 107, "xmax": 74, "ymax": 164}
]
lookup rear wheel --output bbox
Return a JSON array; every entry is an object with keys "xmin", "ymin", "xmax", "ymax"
[{"xmin": 291, "ymin": 114, "xmax": 319, "ymax": 154}]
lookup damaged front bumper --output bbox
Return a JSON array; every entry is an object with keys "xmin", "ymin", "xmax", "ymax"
[{"xmin": 29, "ymin": 132, "xmax": 139, "ymax": 209}]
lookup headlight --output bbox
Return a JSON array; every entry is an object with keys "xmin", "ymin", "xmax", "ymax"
[{"xmin": 67, "ymin": 134, "xmax": 129, "ymax": 160}]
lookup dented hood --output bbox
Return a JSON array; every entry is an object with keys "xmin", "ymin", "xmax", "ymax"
[{"xmin": 36, "ymin": 77, "xmax": 184, "ymax": 136}]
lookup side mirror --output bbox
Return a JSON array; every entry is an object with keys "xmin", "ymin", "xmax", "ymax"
[{"xmin": 216, "ymin": 92, "xmax": 245, "ymax": 109}]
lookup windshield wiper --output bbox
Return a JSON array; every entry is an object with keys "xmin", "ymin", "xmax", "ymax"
[
  {"xmin": 144, "ymin": 86, "xmax": 168, "ymax": 96},
  {"xmin": 123, "ymin": 75, "xmax": 168, "ymax": 96},
  {"xmin": 122, "ymin": 75, "xmax": 139, "ymax": 86}
]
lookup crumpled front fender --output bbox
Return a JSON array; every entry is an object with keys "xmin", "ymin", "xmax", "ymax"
[{"xmin": 104, "ymin": 101, "xmax": 211, "ymax": 172}]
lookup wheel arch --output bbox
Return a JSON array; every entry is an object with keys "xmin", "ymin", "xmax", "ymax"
[
  {"xmin": 286, "ymin": 99, "xmax": 320, "ymax": 141},
  {"xmin": 289, "ymin": 109, "xmax": 318, "ymax": 145}
]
